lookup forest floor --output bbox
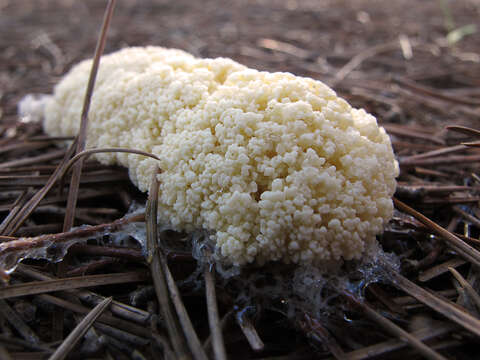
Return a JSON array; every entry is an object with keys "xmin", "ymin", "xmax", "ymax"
[{"xmin": 1, "ymin": 1, "xmax": 480, "ymax": 359}]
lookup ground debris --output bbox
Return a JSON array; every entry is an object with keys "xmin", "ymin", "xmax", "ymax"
[{"xmin": 1, "ymin": 1, "xmax": 480, "ymax": 359}]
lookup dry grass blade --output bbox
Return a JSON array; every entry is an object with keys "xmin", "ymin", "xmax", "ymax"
[
  {"xmin": 332, "ymin": 41, "xmax": 400, "ymax": 86},
  {"xmin": 301, "ymin": 314, "xmax": 346, "ymax": 359},
  {"xmin": 368, "ymin": 283, "xmax": 406, "ymax": 315},
  {"xmin": 63, "ymin": 0, "xmax": 116, "ymax": 232},
  {"xmin": 423, "ymin": 197, "xmax": 480, "ymax": 205},
  {"xmin": 0, "ymin": 149, "xmax": 66, "ymax": 170},
  {"xmin": 343, "ymin": 291, "xmax": 449, "ymax": 360},
  {"xmin": 400, "ymin": 144, "xmax": 467, "ymax": 164},
  {"xmin": 2, "ymin": 142, "xmax": 77, "ymax": 236},
  {"xmin": 152, "ymin": 333, "xmax": 176, "ymax": 360},
  {"xmin": 62, "ymin": 148, "xmax": 159, "ymax": 179},
  {"xmin": 399, "ymin": 154, "xmax": 480, "ymax": 167},
  {"xmin": 453, "ymin": 206, "xmax": 480, "ymax": 228},
  {"xmin": 17, "ymin": 264, "xmax": 151, "ymax": 325},
  {"xmin": 143, "ymin": 294, "xmax": 179, "ymax": 354},
  {"xmin": 0, "ymin": 334, "xmax": 53, "ymax": 353},
  {"xmin": 384, "ymin": 261, "xmax": 480, "ymax": 337},
  {"xmin": 146, "ymin": 173, "xmax": 208, "ymax": 359},
  {"xmin": 448, "ymin": 267, "xmax": 480, "ymax": 312},
  {"xmin": 394, "ymin": 76, "xmax": 480, "ymax": 106},
  {"xmin": 204, "ymin": 263, "xmax": 227, "ymax": 360},
  {"xmin": 344, "ymin": 323, "xmax": 456, "ymax": 360},
  {"xmin": 0, "ymin": 141, "xmax": 43, "ymax": 156},
  {"xmin": 393, "ymin": 289, "xmax": 458, "ymax": 307},
  {"xmin": 0, "ymin": 299, "xmax": 40, "ymax": 344},
  {"xmin": 48, "ymin": 297, "xmax": 112, "ymax": 360},
  {"xmin": 0, "ymin": 190, "xmax": 29, "ymax": 235},
  {"xmin": 93, "ymin": 321, "xmax": 149, "ymax": 347},
  {"xmin": 1, "ymin": 271, "xmax": 148, "ymax": 299},
  {"xmin": 418, "ymin": 258, "xmax": 467, "ymax": 282},
  {"xmin": 146, "ymin": 171, "xmax": 190, "ymax": 360},
  {"xmin": 15, "ymin": 224, "xmax": 62, "ymax": 237},
  {"xmin": 455, "ymin": 233, "xmax": 480, "ymax": 246},
  {"xmin": 27, "ymin": 136, "xmax": 75, "ymax": 142},
  {"xmin": 394, "ymin": 198, "xmax": 480, "ymax": 267},
  {"xmin": 204, "ymin": 310, "xmax": 233, "ymax": 351},
  {"xmin": 235, "ymin": 311, "xmax": 264, "ymax": 352},
  {"xmin": 257, "ymin": 38, "xmax": 311, "ymax": 59},
  {"xmin": 445, "ymin": 125, "xmax": 480, "ymax": 138},
  {"xmin": 382, "ymin": 124, "xmax": 445, "ymax": 145},
  {"xmin": 38, "ymin": 294, "xmax": 151, "ymax": 338},
  {"xmin": 462, "ymin": 141, "xmax": 480, "ymax": 147},
  {"xmin": 0, "ymin": 172, "xmax": 128, "ymax": 187},
  {"xmin": 396, "ymin": 184, "xmax": 477, "ymax": 198},
  {"xmin": 70, "ymin": 244, "xmax": 143, "ymax": 261},
  {"xmin": 163, "ymin": 261, "xmax": 210, "ymax": 360},
  {"xmin": 414, "ymin": 167, "xmax": 451, "ymax": 178}
]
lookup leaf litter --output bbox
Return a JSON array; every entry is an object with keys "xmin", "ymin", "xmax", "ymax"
[{"xmin": 1, "ymin": 0, "xmax": 480, "ymax": 359}]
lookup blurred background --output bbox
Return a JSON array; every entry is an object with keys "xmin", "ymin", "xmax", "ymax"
[{"xmin": 1, "ymin": 0, "xmax": 479, "ymax": 126}]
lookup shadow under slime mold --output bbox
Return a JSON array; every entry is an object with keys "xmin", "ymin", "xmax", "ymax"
[{"xmin": 127, "ymin": 214, "xmax": 401, "ymax": 324}]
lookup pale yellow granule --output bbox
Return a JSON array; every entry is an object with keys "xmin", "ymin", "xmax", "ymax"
[{"xmin": 44, "ymin": 46, "xmax": 399, "ymax": 266}]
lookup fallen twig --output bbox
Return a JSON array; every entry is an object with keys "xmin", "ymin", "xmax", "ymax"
[
  {"xmin": 205, "ymin": 262, "xmax": 228, "ymax": 360},
  {"xmin": 48, "ymin": 297, "xmax": 112, "ymax": 360}
]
